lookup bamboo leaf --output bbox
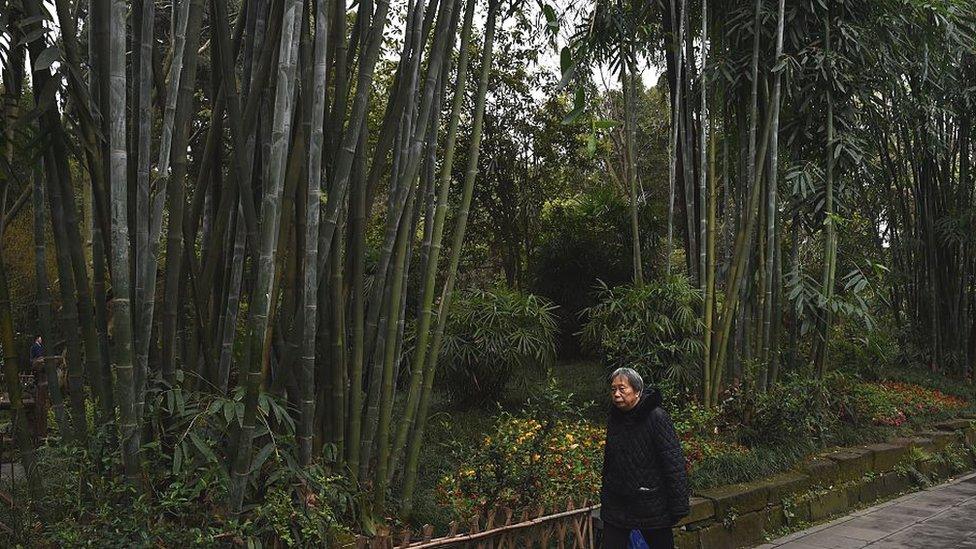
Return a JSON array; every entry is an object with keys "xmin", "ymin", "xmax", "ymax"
[
  {"xmin": 189, "ymin": 432, "xmax": 218, "ymax": 464},
  {"xmin": 16, "ymin": 14, "xmax": 48, "ymax": 28},
  {"xmin": 543, "ymin": 4, "xmax": 558, "ymax": 32},
  {"xmin": 33, "ymin": 45, "xmax": 60, "ymax": 71},
  {"xmin": 172, "ymin": 442, "xmax": 184, "ymax": 475},
  {"xmin": 223, "ymin": 401, "xmax": 234, "ymax": 425}
]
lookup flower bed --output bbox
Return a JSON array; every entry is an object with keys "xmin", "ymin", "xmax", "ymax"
[
  {"xmin": 849, "ymin": 382, "xmax": 967, "ymax": 427},
  {"xmin": 437, "ymin": 416, "xmax": 605, "ymax": 518},
  {"xmin": 437, "ymin": 407, "xmax": 746, "ymax": 519}
]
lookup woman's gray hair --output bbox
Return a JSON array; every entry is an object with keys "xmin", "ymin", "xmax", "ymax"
[{"xmin": 609, "ymin": 367, "xmax": 644, "ymax": 394}]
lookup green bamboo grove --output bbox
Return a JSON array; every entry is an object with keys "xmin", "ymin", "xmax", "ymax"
[
  {"xmin": 556, "ymin": 0, "xmax": 975, "ymax": 406},
  {"xmin": 1, "ymin": 0, "xmax": 501, "ymax": 516},
  {"xmin": 0, "ymin": 0, "xmax": 974, "ymax": 532}
]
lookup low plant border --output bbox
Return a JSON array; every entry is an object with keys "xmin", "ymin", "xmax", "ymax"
[{"xmin": 646, "ymin": 415, "xmax": 976, "ymax": 549}]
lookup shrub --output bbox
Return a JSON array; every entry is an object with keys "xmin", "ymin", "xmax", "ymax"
[
  {"xmin": 847, "ymin": 383, "xmax": 906, "ymax": 426},
  {"xmin": 580, "ymin": 276, "xmax": 703, "ymax": 387},
  {"xmin": 731, "ymin": 374, "xmax": 850, "ymax": 446},
  {"xmin": 672, "ymin": 401, "xmax": 721, "ymax": 439},
  {"xmin": 440, "ymin": 288, "xmax": 559, "ymax": 405},
  {"xmin": 436, "ymin": 414, "xmax": 605, "ymax": 519},
  {"xmin": 437, "ymin": 397, "xmax": 746, "ymax": 521},
  {"xmin": 681, "ymin": 437, "xmax": 749, "ymax": 472},
  {"xmin": 1, "ymin": 382, "xmax": 363, "ymax": 547},
  {"xmin": 672, "ymin": 402, "xmax": 747, "ymax": 472},
  {"xmin": 880, "ymin": 381, "xmax": 967, "ymax": 414},
  {"xmin": 832, "ymin": 328, "xmax": 899, "ymax": 380}
]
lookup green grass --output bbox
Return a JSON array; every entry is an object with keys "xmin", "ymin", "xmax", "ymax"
[{"xmin": 690, "ymin": 441, "xmax": 818, "ymax": 491}]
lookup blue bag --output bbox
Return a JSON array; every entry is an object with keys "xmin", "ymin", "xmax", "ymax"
[{"xmin": 628, "ymin": 529, "xmax": 650, "ymax": 549}]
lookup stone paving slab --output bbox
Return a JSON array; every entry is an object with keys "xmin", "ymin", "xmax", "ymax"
[{"xmin": 762, "ymin": 473, "xmax": 976, "ymax": 548}]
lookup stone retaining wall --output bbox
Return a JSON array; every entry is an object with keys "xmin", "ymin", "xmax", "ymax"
[{"xmin": 669, "ymin": 417, "xmax": 976, "ymax": 549}]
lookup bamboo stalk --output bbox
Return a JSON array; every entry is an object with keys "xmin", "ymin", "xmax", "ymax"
[
  {"xmin": 761, "ymin": 0, "xmax": 786, "ymax": 386},
  {"xmin": 387, "ymin": 0, "xmax": 476, "ymax": 476},
  {"xmin": 374, "ymin": 184, "xmax": 417, "ymax": 514},
  {"xmin": 89, "ymin": 0, "xmax": 117, "ymax": 422},
  {"xmin": 314, "ymin": 0, "xmax": 392, "ymax": 267},
  {"xmin": 371, "ymin": 0, "xmax": 461, "ymax": 479},
  {"xmin": 32, "ymin": 166, "xmax": 70, "ymax": 437},
  {"xmin": 816, "ymin": 9, "xmax": 836, "ymax": 377},
  {"xmin": 709, "ymin": 61, "xmax": 783, "ymax": 405},
  {"xmin": 328, "ymin": 211, "xmax": 348, "ymax": 460},
  {"xmin": 106, "ymin": 0, "xmax": 142, "ymax": 482},
  {"xmin": 400, "ymin": 0, "xmax": 501, "ymax": 514},
  {"xmin": 680, "ymin": 0, "xmax": 698, "ymax": 282},
  {"xmin": 703, "ymin": 128, "xmax": 717, "ymax": 406},
  {"xmin": 133, "ymin": 0, "xmax": 154, "ymax": 421},
  {"xmin": 622, "ymin": 57, "xmax": 644, "ymax": 285},
  {"xmin": 298, "ymin": 0, "xmax": 330, "ymax": 466},
  {"xmin": 20, "ymin": 4, "xmax": 93, "ymax": 441},
  {"xmin": 227, "ymin": 0, "xmax": 305, "ymax": 515},
  {"xmin": 357, "ymin": 0, "xmax": 427, "ymax": 476},
  {"xmin": 139, "ymin": 0, "xmax": 196, "ymax": 383},
  {"xmin": 698, "ymin": 0, "xmax": 707, "ymax": 290},
  {"xmin": 666, "ymin": 0, "xmax": 686, "ymax": 277},
  {"xmin": 160, "ymin": 0, "xmax": 207, "ymax": 385}
]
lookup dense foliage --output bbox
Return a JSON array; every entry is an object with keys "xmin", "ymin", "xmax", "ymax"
[
  {"xmin": 2, "ymin": 386, "xmax": 363, "ymax": 547},
  {"xmin": 529, "ymin": 189, "xmax": 636, "ymax": 357},
  {"xmin": 436, "ymin": 415, "xmax": 605, "ymax": 518},
  {"xmin": 439, "ymin": 288, "xmax": 558, "ymax": 404},
  {"xmin": 0, "ymin": 0, "xmax": 974, "ymax": 542},
  {"xmin": 580, "ymin": 276, "xmax": 704, "ymax": 385},
  {"xmin": 433, "ymin": 373, "xmax": 971, "ymax": 522}
]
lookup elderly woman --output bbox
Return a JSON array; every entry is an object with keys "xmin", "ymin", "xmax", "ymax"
[{"xmin": 600, "ymin": 368, "xmax": 690, "ymax": 549}]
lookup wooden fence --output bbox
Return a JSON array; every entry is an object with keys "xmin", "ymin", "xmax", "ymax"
[{"xmin": 347, "ymin": 500, "xmax": 599, "ymax": 549}]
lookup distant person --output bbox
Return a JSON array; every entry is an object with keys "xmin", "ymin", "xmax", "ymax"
[
  {"xmin": 600, "ymin": 367, "xmax": 690, "ymax": 549},
  {"xmin": 29, "ymin": 335, "xmax": 44, "ymax": 366}
]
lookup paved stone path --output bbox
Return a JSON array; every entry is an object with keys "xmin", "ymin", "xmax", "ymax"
[{"xmin": 759, "ymin": 472, "xmax": 976, "ymax": 548}]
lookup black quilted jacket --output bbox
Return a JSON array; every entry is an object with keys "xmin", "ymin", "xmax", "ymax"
[{"xmin": 600, "ymin": 388, "xmax": 691, "ymax": 529}]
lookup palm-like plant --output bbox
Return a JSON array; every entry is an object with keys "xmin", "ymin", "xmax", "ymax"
[
  {"xmin": 440, "ymin": 288, "xmax": 559, "ymax": 405},
  {"xmin": 581, "ymin": 276, "xmax": 704, "ymax": 387}
]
